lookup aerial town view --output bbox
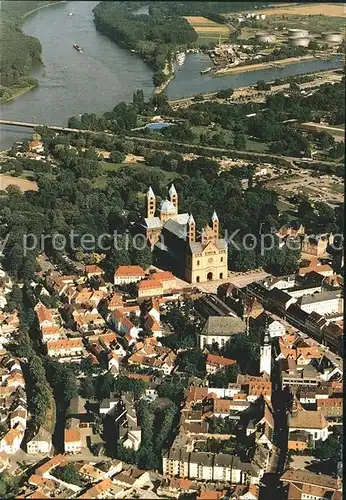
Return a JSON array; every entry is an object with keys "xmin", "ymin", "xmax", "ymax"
[{"xmin": 0, "ymin": 0, "xmax": 344, "ymax": 499}]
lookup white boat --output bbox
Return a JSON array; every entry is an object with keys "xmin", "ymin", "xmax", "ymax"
[{"xmin": 176, "ymin": 52, "xmax": 186, "ymax": 67}]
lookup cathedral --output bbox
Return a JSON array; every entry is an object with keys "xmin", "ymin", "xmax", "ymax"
[{"xmin": 139, "ymin": 185, "xmax": 228, "ymax": 284}]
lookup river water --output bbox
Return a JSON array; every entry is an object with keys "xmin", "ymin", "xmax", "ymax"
[{"xmin": 0, "ymin": 0, "xmax": 343, "ymax": 150}]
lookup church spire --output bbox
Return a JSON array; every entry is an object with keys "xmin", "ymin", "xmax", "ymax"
[
  {"xmin": 169, "ymin": 184, "xmax": 178, "ymax": 213},
  {"xmin": 212, "ymin": 210, "xmax": 219, "ymax": 240},
  {"xmin": 147, "ymin": 186, "xmax": 156, "ymax": 218},
  {"xmin": 188, "ymin": 213, "xmax": 196, "ymax": 243}
]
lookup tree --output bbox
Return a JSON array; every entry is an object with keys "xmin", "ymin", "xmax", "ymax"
[
  {"xmin": 130, "ymin": 244, "xmax": 152, "ymax": 270},
  {"xmin": 53, "ymin": 464, "xmax": 83, "ymax": 486},
  {"xmin": 233, "ymin": 134, "xmax": 246, "ymax": 150},
  {"xmin": 157, "ymin": 376, "xmax": 186, "ymax": 405},
  {"xmin": 256, "ymin": 80, "xmax": 270, "ymax": 91},
  {"xmin": 208, "ymin": 363, "xmax": 240, "ymax": 388},
  {"xmin": 80, "ymin": 376, "xmax": 95, "ymax": 399},
  {"xmin": 109, "ymin": 150, "xmax": 126, "ymax": 163},
  {"xmin": 153, "ymin": 70, "xmax": 166, "ymax": 87},
  {"xmin": 217, "ymin": 88, "xmax": 234, "ymax": 99},
  {"xmin": 95, "ymin": 373, "xmax": 114, "ymax": 400},
  {"xmin": 313, "ymin": 436, "xmax": 341, "ymax": 463},
  {"xmin": 177, "ymin": 349, "xmax": 205, "ymax": 377}
]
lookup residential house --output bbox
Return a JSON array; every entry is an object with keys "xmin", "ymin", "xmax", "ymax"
[
  {"xmin": 27, "ymin": 427, "xmax": 52, "ymax": 454},
  {"xmin": 78, "ymin": 478, "xmax": 124, "ymax": 499},
  {"xmin": 113, "ymin": 265, "xmax": 145, "ymax": 285},
  {"xmin": 288, "ymin": 430, "xmax": 310, "ymax": 451},
  {"xmin": 231, "ymin": 484, "xmax": 259, "ymax": 499},
  {"xmin": 298, "ymin": 259, "xmax": 334, "ymax": 277},
  {"xmin": 109, "ymin": 309, "xmax": 139, "ymax": 339},
  {"xmin": 64, "ymin": 428, "xmax": 82, "ymax": 454},
  {"xmin": 145, "ymin": 314, "xmax": 162, "ymax": 337},
  {"xmin": 137, "ymin": 279, "xmax": 164, "ymax": 298},
  {"xmin": 288, "ymin": 399, "xmax": 330, "ymax": 442},
  {"xmin": 265, "ymin": 318, "xmax": 286, "ymax": 338},
  {"xmin": 0, "ymin": 426, "xmax": 24, "ymax": 454},
  {"xmin": 113, "ymin": 392, "xmax": 142, "ymax": 451},
  {"xmin": 47, "ymin": 338, "xmax": 84, "ymax": 360},
  {"xmin": 34, "ymin": 302, "xmax": 54, "ymax": 329},
  {"xmin": 41, "ymin": 326, "xmax": 65, "ymax": 344},
  {"xmin": 150, "ymin": 271, "xmax": 176, "ymax": 291},
  {"xmin": 9, "ymin": 407, "xmax": 27, "ymax": 430},
  {"xmin": 85, "ymin": 265, "xmax": 104, "ymax": 279},
  {"xmin": 322, "ymin": 322, "xmax": 343, "ymax": 353},
  {"xmin": 280, "ymin": 469, "xmax": 342, "ymax": 497},
  {"xmin": 297, "ymin": 290, "xmax": 342, "ymax": 315},
  {"xmin": 236, "ymin": 375, "xmax": 272, "ymax": 402},
  {"xmin": 74, "ymin": 310, "xmax": 106, "ymax": 333},
  {"xmin": 205, "ymin": 353, "xmax": 237, "ymax": 374},
  {"xmin": 106, "ymin": 293, "xmax": 124, "ymax": 311}
]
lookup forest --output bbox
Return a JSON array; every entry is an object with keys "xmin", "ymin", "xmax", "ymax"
[
  {"xmin": 93, "ymin": 1, "xmax": 198, "ymax": 87},
  {"xmin": 0, "ymin": 1, "xmax": 58, "ymax": 102}
]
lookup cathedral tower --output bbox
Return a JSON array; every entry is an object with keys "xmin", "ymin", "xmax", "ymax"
[
  {"xmin": 188, "ymin": 214, "xmax": 196, "ymax": 243},
  {"xmin": 260, "ymin": 323, "xmax": 272, "ymax": 377},
  {"xmin": 147, "ymin": 186, "xmax": 156, "ymax": 219},
  {"xmin": 212, "ymin": 211, "xmax": 219, "ymax": 240},
  {"xmin": 169, "ymin": 184, "xmax": 178, "ymax": 214}
]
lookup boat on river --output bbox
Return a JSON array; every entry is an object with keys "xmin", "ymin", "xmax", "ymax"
[
  {"xmin": 201, "ymin": 67, "xmax": 212, "ymax": 74},
  {"xmin": 73, "ymin": 44, "xmax": 83, "ymax": 53},
  {"xmin": 176, "ymin": 52, "xmax": 186, "ymax": 67}
]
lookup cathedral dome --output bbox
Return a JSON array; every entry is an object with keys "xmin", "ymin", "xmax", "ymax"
[{"xmin": 160, "ymin": 199, "xmax": 176, "ymax": 213}]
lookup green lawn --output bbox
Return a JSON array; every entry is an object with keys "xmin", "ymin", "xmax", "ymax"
[
  {"xmin": 246, "ymin": 138, "xmax": 268, "ymax": 153},
  {"xmin": 277, "ymin": 199, "xmax": 296, "ymax": 212}
]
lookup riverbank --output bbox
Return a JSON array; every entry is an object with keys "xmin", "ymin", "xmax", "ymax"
[
  {"xmin": 0, "ymin": 1, "xmax": 67, "ymax": 105},
  {"xmin": 169, "ymin": 67, "xmax": 344, "ymax": 108},
  {"xmin": 22, "ymin": 0, "xmax": 67, "ymax": 20},
  {"xmin": 154, "ymin": 59, "xmax": 175, "ymax": 94},
  {"xmin": 214, "ymin": 54, "xmax": 318, "ymax": 76},
  {"xmin": 0, "ymin": 84, "xmax": 37, "ymax": 105}
]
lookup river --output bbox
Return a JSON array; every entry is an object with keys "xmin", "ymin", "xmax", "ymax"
[
  {"xmin": 0, "ymin": 0, "xmax": 154, "ymax": 150},
  {"xmin": 0, "ymin": 0, "xmax": 343, "ymax": 150}
]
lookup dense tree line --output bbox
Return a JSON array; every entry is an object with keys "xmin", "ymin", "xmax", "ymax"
[
  {"xmin": 93, "ymin": 1, "xmax": 198, "ymax": 86},
  {"xmin": 0, "ymin": 1, "xmax": 58, "ymax": 100}
]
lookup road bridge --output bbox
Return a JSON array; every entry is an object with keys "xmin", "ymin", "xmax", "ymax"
[{"xmin": 0, "ymin": 119, "xmax": 341, "ymax": 168}]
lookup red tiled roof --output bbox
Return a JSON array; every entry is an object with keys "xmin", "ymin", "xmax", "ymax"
[
  {"xmin": 114, "ymin": 265, "xmax": 145, "ymax": 277},
  {"xmin": 151, "ymin": 271, "xmax": 175, "ymax": 282},
  {"xmin": 206, "ymin": 353, "xmax": 236, "ymax": 368},
  {"xmin": 64, "ymin": 428, "xmax": 81, "ymax": 443},
  {"xmin": 138, "ymin": 279, "xmax": 163, "ymax": 290}
]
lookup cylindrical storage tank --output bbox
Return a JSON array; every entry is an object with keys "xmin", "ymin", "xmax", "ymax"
[
  {"xmin": 260, "ymin": 14, "xmax": 266, "ymax": 20},
  {"xmin": 289, "ymin": 36, "xmax": 310, "ymax": 47},
  {"xmin": 255, "ymin": 32, "xmax": 276, "ymax": 43},
  {"xmin": 321, "ymin": 32, "xmax": 343, "ymax": 43},
  {"xmin": 288, "ymin": 28, "xmax": 309, "ymax": 38}
]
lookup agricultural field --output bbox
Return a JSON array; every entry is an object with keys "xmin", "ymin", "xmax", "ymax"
[
  {"xmin": 256, "ymin": 3, "xmax": 345, "ymax": 17},
  {"xmin": 184, "ymin": 16, "xmax": 230, "ymax": 44},
  {"xmin": 236, "ymin": 4, "xmax": 345, "ymax": 37}
]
